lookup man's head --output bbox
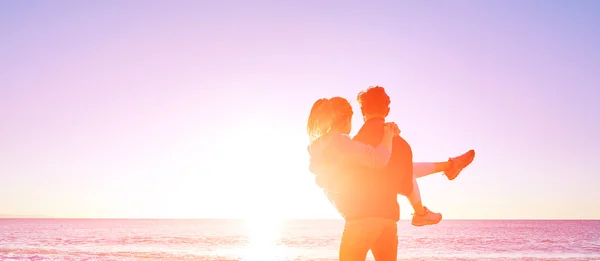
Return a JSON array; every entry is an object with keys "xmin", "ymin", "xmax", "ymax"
[{"xmin": 357, "ymin": 86, "xmax": 391, "ymax": 122}]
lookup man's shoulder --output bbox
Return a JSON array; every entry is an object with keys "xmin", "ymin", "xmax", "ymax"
[{"xmin": 353, "ymin": 120, "xmax": 384, "ymax": 144}]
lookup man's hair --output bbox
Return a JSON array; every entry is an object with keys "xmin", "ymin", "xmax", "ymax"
[{"xmin": 357, "ymin": 86, "xmax": 390, "ymax": 116}]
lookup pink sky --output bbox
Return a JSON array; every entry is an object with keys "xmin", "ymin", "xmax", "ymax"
[{"xmin": 1, "ymin": 0, "xmax": 599, "ymax": 219}]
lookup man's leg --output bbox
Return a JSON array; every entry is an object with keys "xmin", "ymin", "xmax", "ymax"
[
  {"xmin": 339, "ymin": 218, "xmax": 387, "ymax": 261},
  {"xmin": 370, "ymin": 219, "xmax": 398, "ymax": 261}
]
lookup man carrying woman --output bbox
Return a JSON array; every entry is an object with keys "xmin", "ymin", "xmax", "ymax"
[{"xmin": 307, "ymin": 86, "xmax": 475, "ymax": 261}]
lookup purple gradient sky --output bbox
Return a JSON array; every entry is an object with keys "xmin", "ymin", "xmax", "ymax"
[{"xmin": 1, "ymin": 0, "xmax": 599, "ymax": 219}]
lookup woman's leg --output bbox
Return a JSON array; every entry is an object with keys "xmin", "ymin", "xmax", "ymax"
[
  {"xmin": 408, "ymin": 161, "xmax": 449, "ymax": 214},
  {"xmin": 413, "ymin": 150, "xmax": 476, "ymax": 180},
  {"xmin": 405, "ymin": 151, "xmax": 475, "ymax": 226},
  {"xmin": 407, "ymin": 176, "xmax": 425, "ymax": 214},
  {"xmin": 413, "ymin": 161, "xmax": 451, "ymax": 178},
  {"xmin": 408, "ymin": 161, "xmax": 451, "ymax": 213},
  {"xmin": 406, "ymin": 162, "xmax": 445, "ymax": 226}
]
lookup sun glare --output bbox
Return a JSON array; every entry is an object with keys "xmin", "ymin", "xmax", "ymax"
[{"xmin": 244, "ymin": 217, "xmax": 281, "ymax": 261}]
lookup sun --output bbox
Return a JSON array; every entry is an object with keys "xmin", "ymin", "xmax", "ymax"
[{"xmin": 244, "ymin": 216, "xmax": 282, "ymax": 261}]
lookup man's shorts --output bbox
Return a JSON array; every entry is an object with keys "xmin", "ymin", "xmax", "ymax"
[{"xmin": 340, "ymin": 217, "xmax": 398, "ymax": 261}]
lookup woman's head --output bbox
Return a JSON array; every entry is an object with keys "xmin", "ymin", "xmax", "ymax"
[{"xmin": 307, "ymin": 96, "xmax": 353, "ymax": 142}]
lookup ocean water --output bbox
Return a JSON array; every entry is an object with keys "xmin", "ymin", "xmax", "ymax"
[{"xmin": 1, "ymin": 219, "xmax": 599, "ymax": 261}]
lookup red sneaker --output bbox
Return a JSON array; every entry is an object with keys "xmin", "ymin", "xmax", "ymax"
[
  {"xmin": 444, "ymin": 150, "xmax": 475, "ymax": 181},
  {"xmin": 411, "ymin": 207, "xmax": 442, "ymax": 227}
]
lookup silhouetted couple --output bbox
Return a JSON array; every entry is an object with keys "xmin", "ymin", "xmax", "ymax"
[{"xmin": 307, "ymin": 86, "xmax": 475, "ymax": 261}]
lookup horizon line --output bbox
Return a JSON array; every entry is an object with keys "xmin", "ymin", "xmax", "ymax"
[{"xmin": 1, "ymin": 217, "xmax": 599, "ymax": 221}]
